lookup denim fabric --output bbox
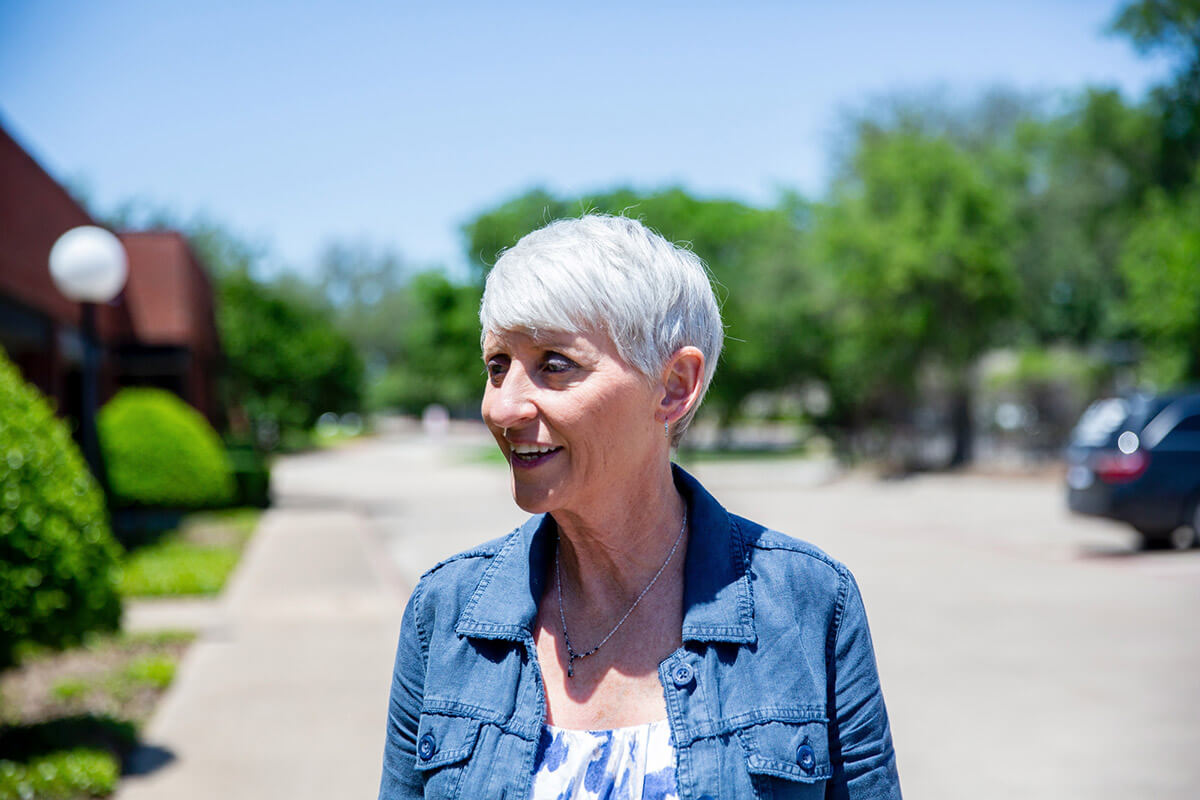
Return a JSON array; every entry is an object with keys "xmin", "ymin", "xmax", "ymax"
[{"xmin": 378, "ymin": 466, "xmax": 901, "ymax": 799}]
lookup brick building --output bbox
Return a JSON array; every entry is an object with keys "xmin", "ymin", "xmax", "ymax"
[{"xmin": 0, "ymin": 123, "xmax": 221, "ymax": 425}]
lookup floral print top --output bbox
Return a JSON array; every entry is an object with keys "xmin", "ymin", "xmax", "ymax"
[{"xmin": 529, "ymin": 719, "xmax": 679, "ymax": 800}]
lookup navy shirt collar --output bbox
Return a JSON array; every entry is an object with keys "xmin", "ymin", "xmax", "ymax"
[{"xmin": 455, "ymin": 464, "xmax": 755, "ymax": 645}]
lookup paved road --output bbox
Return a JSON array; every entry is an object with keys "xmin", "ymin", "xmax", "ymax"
[{"xmin": 164, "ymin": 424, "xmax": 1200, "ymax": 799}]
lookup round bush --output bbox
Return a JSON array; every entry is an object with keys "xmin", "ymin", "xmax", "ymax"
[
  {"xmin": 0, "ymin": 349, "xmax": 121, "ymax": 669},
  {"xmin": 99, "ymin": 388, "xmax": 235, "ymax": 509}
]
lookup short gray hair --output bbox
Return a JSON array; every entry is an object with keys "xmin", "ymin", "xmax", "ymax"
[{"xmin": 479, "ymin": 214, "xmax": 723, "ymax": 445}]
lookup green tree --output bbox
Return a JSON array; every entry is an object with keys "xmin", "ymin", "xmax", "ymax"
[
  {"xmin": 369, "ymin": 271, "xmax": 483, "ymax": 414},
  {"xmin": 1010, "ymin": 89, "xmax": 1160, "ymax": 344},
  {"xmin": 817, "ymin": 130, "xmax": 1018, "ymax": 464},
  {"xmin": 1112, "ymin": 0, "xmax": 1200, "ymax": 190},
  {"xmin": 1118, "ymin": 171, "xmax": 1200, "ymax": 385},
  {"xmin": 218, "ymin": 270, "xmax": 364, "ymax": 442}
]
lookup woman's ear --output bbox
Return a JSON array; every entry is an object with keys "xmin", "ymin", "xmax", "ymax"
[{"xmin": 659, "ymin": 346, "xmax": 705, "ymax": 425}]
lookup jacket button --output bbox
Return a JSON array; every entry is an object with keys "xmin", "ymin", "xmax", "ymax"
[
  {"xmin": 797, "ymin": 743, "xmax": 816, "ymax": 773},
  {"xmin": 671, "ymin": 663, "xmax": 694, "ymax": 687},
  {"xmin": 418, "ymin": 733, "xmax": 437, "ymax": 761}
]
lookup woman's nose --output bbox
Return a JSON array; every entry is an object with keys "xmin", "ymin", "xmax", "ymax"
[{"xmin": 484, "ymin": 367, "xmax": 538, "ymax": 429}]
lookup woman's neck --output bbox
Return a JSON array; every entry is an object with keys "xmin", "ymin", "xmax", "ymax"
[{"xmin": 551, "ymin": 462, "xmax": 686, "ymax": 608}]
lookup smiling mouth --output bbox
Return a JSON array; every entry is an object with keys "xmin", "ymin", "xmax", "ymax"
[{"xmin": 509, "ymin": 445, "xmax": 562, "ymax": 467}]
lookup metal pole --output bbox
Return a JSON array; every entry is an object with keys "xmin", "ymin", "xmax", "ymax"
[{"xmin": 79, "ymin": 302, "xmax": 110, "ymax": 496}]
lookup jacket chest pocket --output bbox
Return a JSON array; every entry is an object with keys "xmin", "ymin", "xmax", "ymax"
[
  {"xmin": 414, "ymin": 713, "xmax": 482, "ymax": 799},
  {"xmin": 737, "ymin": 719, "xmax": 831, "ymax": 799}
]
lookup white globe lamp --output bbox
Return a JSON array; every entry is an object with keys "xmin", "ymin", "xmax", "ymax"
[{"xmin": 49, "ymin": 226, "xmax": 128, "ymax": 302}]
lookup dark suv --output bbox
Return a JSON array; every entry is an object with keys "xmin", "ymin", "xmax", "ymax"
[{"xmin": 1066, "ymin": 390, "xmax": 1200, "ymax": 549}]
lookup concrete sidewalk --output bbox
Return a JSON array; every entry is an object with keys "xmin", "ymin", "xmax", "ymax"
[{"xmin": 116, "ymin": 504, "xmax": 408, "ymax": 800}]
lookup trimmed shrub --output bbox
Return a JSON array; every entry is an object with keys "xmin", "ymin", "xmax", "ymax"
[
  {"xmin": 0, "ymin": 350, "xmax": 121, "ymax": 669},
  {"xmin": 98, "ymin": 389, "xmax": 235, "ymax": 509}
]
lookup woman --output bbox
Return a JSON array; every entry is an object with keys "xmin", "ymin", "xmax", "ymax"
[{"xmin": 378, "ymin": 215, "xmax": 901, "ymax": 799}]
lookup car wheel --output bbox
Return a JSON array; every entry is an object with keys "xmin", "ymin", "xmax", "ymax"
[
  {"xmin": 1167, "ymin": 525, "xmax": 1198, "ymax": 551},
  {"xmin": 1134, "ymin": 526, "xmax": 1170, "ymax": 550}
]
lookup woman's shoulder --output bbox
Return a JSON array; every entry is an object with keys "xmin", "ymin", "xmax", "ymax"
[
  {"xmin": 730, "ymin": 512, "xmax": 852, "ymax": 592},
  {"xmin": 415, "ymin": 528, "xmax": 516, "ymax": 591},
  {"xmin": 408, "ymin": 515, "xmax": 546, "ymax": 618}
]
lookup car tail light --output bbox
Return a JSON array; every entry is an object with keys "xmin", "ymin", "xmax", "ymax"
[{"xmin": 1092, "ymin": 450, "xmax": 1150, "ymax": 484}]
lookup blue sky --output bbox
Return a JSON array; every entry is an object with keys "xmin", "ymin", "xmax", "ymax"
[{"xmin": 0, "ymin": 1, "xmax": 1172, "ymax": 278}]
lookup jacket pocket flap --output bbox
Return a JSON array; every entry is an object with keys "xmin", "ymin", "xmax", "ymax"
[
  {"xmin": 414, "ymin": 713, "xmax": 482, "ymax": 771},
  {"xmin": 740, "ymin": 720, "xmax": 831, "ymax": 783}
]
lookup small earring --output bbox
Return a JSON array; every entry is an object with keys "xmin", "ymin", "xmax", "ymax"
[{"xmin": 664, "ymin": 420, "xmax": 670, "ymax": 439}]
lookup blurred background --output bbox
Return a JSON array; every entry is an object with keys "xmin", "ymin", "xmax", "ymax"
[{"xmin": 2, "ymin": 1, "xmax": 1199, "ymax": 798}]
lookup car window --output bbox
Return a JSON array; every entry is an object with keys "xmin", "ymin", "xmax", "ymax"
[
  {"xmin": 1173, "ymin": 415, "xmax": 1200, "ymax": 433},
  {"xmin": 1155, "ymin": 414, "xmax": 1200, "ymax": 452},
  {"xmin": 1071, "ymin": 398, "xmax": 1129, "ymax": 446}
]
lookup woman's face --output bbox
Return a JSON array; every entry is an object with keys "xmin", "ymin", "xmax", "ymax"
[{"xmin": 481, "ymin": 327, "xmax": 664, "ymax": 516}]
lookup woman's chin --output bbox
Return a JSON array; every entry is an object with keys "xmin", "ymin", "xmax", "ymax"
[
  {"xmin": 509, "ymin": 486, "xmax": 553, "ymax": 514},
  {"xmin": 508, "ymin": 476, "xmax": 565, "ymax": 515}
]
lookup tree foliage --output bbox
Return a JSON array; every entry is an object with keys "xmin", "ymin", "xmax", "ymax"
[
  {"xmin": 368, "ymin": 271, "xmax": 484, "ymax": 414},
  {"xmin": 818, "ymin": 132, "xmax": 1017, "ymax": 404},
  {"xmin": 1118, "ymin": 172, "xmax": 1200, "ymax": 385},
  {"xmin": 1010, "ymin": 89, "xmax": 1159, "ymax": 344},
  {"xmin": 1111, "ymin": 0, "xmax": 1200, "ymax": 190},
  {"xmin": 217, "ymin": 269, "xmax": 364, "ymax": 437}
]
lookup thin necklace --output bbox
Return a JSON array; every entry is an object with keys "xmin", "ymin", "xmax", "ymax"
[{"xmin": 556, "ymin": 509, "xmax": 688, "ymax": 678}]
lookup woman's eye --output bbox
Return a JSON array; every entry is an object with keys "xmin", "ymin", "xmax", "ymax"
[
  {"xmin": 542, "ymin": 354, "xmax": 576, "ymax": 373},
  {"xmin": 485, "ymin": 358, "xmax": 508, "ymax": 380}
]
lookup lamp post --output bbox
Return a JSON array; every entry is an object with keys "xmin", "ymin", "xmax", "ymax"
[{"xmin": 49, "ymin": 226, "xmax": 128, "ymax": 493}]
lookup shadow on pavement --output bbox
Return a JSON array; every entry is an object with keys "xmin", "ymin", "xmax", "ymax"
[{"xmin": 123, "ymin": 743, "xmax": 176, "ymax": 775}]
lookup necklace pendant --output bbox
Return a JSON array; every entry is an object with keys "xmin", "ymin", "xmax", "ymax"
[{"xmin": 566, "ymin": 657, "xmax": 575, "ymax": 678}]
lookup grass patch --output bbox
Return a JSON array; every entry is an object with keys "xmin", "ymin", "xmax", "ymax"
[
  {"xmin": 1, "ymin": 632, "xmax": 193, "ymax": 727},
  {"xmin": 0, "ymin": 748, "xmax": 119, "ymax": 799},
  {"xmin": 312, "ymin": 428, "xmax": 366, "ymax": 449},
  {"xmin": 0, "ymin": 632, "xmax": 192, "ymax": 798},
  {"xmin": 49, "ymin": 680, "xmax": 88, "ymax": 705},
  {"xmin": 117, "ymin": 509, "xmax": 259, "ymax": 598},
  {"xmin": 117, "ymin": 543, "xmax": 238, "ymax": 597},
  {"xmin": 117, "ymin": 657, "xmax": 174, "ymax": 693}
]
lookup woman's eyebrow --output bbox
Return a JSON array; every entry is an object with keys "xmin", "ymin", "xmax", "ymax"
[{"xmin": 530, "ymin": 331, "xmax": 588, "ymax": 351}]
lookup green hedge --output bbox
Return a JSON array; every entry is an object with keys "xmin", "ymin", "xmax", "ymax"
[
  {"xmin": 0, "ymin": 350, "xmax": 121, "ymax": 669},
  {"xmin": 98, "ymin": 389, "xmax": 234, "ymax": 509}
]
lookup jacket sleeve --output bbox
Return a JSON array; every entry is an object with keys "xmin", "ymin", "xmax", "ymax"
[
  {"xmin": 378, "ymin": 582, "xmax": 428, "ymax": 800},
  {"xmin": 826, "ymin": 568, "xmax": 902, "ymax": 799}
]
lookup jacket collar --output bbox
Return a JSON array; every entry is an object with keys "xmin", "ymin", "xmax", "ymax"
[{"xmin": 455, "ymin": 465, "xmax": 755, "ymax": 645}]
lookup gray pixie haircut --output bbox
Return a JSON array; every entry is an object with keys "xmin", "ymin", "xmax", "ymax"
[{"xmin": 479, "ymin": 214, "xmax": 723, "ymax": 446}]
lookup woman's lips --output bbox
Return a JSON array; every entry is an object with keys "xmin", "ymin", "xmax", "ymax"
[{"xmin": 509, "ymin": 446, "xmax": 562, "ymax": 469}]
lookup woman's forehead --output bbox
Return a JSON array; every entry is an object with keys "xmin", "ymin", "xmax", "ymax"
[
  {"xmin": 483, "ymin": 326, "xmax": 624, "ymax": 358},
  {"xmin": 484, "ymin": 326, "xmax": 594, "ymax": 349}
]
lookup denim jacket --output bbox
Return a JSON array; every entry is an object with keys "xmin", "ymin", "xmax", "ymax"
[{"xmin": 378, "ymin": 466, "xmax": 901, "ymax": 799}]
